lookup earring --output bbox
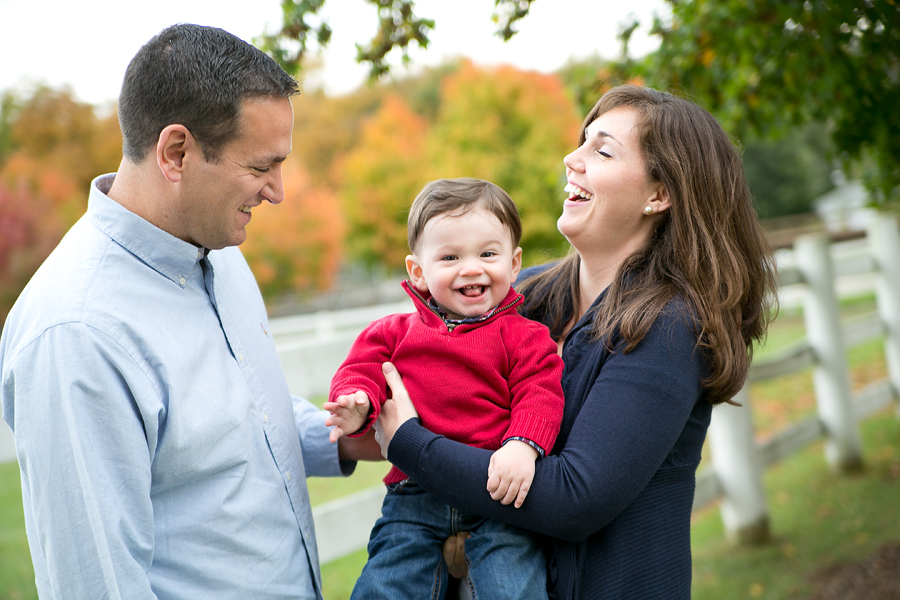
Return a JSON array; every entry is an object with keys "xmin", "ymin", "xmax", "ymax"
[{"xmin": 643, "ymin": 206, "xmax": 653, "ymax": 215}]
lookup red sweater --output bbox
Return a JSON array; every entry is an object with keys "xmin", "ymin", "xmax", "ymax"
[{"xmin": 330, "ymin": 281, "xmax": 565, "ymax": 484}]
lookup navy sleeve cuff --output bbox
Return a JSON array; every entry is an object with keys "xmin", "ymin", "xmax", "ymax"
[{"xmin": 387, "ymin": 418, "xmax": 434, "ymax": 482}]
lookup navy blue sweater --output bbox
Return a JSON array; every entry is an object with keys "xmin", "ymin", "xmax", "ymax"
[{"xmin": 388, "ymin": 275, "xmax": 712, "ymax": 599}]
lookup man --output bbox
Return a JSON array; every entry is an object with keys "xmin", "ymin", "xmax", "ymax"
[{"xmin": 0, "ymin": 24, "xmax": 372, "ymax": 599}]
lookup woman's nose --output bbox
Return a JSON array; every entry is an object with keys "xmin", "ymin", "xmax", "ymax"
[{"xmin": 563, "ymin": 145, "xmax": 585, "ymax": 173}]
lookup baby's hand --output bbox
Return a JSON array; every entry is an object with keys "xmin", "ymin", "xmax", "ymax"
[
  {"xmin": 486, "ymin": 440, "xmax": 539, "ymax": 508},
  {"xmin": 324, "ymin": 391, "xmax": 370, "ymax": 443}
]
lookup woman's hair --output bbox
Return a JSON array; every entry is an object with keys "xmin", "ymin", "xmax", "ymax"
[
  {"xmin": 519, "ymin": 84, "xmax": 777, "ymax": 404},
  {"xmin": 407, "ymin": 178, "xmax": 522, "ymax": 253}
]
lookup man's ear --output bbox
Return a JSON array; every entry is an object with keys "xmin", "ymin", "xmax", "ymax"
[
  {"xmin": 156, "ymin": 124, "xmax": 192, "ymax": 183},
  {"xmin": 510, "ymin": 246, "xmax": 523, "ymax": 284},
  {"xmin": 405, "ymin": 255, "xmax": 429, "ymax": 293}
]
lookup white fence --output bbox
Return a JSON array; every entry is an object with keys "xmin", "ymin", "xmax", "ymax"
[{"xmin": 2, "ymin": 214, "xmax": 898, "ymax": 562}]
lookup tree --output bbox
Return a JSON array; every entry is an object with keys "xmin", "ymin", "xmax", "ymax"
[
  {"xmin": 240, "ymin": 160, "xmax": 345, "ymax": 301},
  {"xmin": 338, "ymin": 94, "xmax": 430, "ymax": 270},
  {"xmin": 742, "ymin": 123, "xmax": 835, "ymax": 219},
  {"xmin": 427, "ymin": 61, "xmax": 580, "ymax": 261},
  {"xmin": 259, "ymin": 0, "xmax": 536, "ymax": 79},
  {"xmin": 0, "ymin": 179, "xmax": 64, "ymax": 320},
  {"xmin": 1, "ymin": 86, "xmax": 122, "ymax": 227},
  {"xmin": 291, "ymin": 87, "xmax": 384, "ymax": 188},
  {"xmin": 628, "ymin": 0, "xmax": 900, "ymax": 207}
]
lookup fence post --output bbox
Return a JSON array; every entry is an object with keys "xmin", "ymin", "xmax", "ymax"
[
  {"xmin": 794, "ymin": 233, "xmax": 864, "ymax": 472},
  {"xmin": 708, "ymin": 385, "xmax": 769, "ymax": 544},
  {"xmin": 867, "ymin": 212, "xmax": 900, "ymax": 416}
]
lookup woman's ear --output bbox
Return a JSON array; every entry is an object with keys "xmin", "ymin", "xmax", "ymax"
[
  {"xmin": 405, "ymin": 255, "xmax": 429, "ymax": 293},
  {"xmin": 156, "ymin": 124, "xmax": 192, "ymax": 183},
  {"xmin": 651, "ymin": 184, "xmax": 671, "ymax": 214}
]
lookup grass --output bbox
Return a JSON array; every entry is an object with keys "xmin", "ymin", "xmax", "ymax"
[
  {"xmin": 1, "ymin": 292, "xmax": 897, "ymax": 599},
  {"xmin": 0, "ymin": 461, "xmax": 36, "ymax": 600}
]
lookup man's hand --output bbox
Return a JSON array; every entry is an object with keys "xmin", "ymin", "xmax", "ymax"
[{"xmin": 486, "ymin": 440, "xmax": 538, "ymax": 508}]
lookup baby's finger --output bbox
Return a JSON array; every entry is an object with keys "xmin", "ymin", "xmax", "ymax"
[
  {"xmin": 328, "ymin": 426, "xmax": 344, "ymax": 444},
  {"xmin": 501, "ymin": 483, "xmax": 519, "ymax": 506},
  {"xmin": 491, "ymin": 478, "xmax": 511, "ymax": 502},
  {"xmin": 486, "ymin": 470, "xmax": 500, "ymax": 494},
  {"xmin": 514, "ymin": 483, "xmax": 530, "ymax": 508}
]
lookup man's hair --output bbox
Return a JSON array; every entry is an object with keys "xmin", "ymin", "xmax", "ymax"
[
  {"xmin": 407, "ymin": 178, "xmax": 522, "ymax": 254},
  {"xmin": 118, "ymin": 23, "xmax": 299, "ymax": 163}
]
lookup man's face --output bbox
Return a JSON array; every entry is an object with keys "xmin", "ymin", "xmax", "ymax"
[{"xmin": 179, "ymin": 96, "xmax": 294, "ymax": 249}]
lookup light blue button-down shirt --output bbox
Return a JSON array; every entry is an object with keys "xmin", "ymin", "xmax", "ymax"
[{"xmin": 0, "ymin": 174, "xmax": 349, "ymax": 599}]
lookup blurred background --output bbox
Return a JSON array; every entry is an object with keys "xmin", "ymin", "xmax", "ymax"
[{"xmin": 2, "ymin": 0, "xmax": 895, "ymax": 321}]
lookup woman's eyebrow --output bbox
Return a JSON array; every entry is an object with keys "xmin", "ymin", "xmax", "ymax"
[{"xmin": 592, "ymin": 129, "xmax": 621, "ymax": 145}]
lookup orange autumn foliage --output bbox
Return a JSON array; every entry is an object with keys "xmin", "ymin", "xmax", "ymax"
[
  {"xmin": 241, "ymin": 160, "xmax": 345, "ymax": 301},
  {"xmin": 338, "ymin": 94, "xmax": 430, "ymax": 270},
  {"xmin": 427, "ymin": 60, "xmax": 581, "ymax": 260}
]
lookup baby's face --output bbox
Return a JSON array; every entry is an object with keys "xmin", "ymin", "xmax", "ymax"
[{"xmin": 407, "ymin": 207, "xmax": 522, "ymax": 320}]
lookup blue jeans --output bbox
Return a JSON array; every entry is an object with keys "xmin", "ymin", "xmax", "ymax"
[{"xmin": 350, "ymin": 480, "xmax": 548, "ymax": 600}]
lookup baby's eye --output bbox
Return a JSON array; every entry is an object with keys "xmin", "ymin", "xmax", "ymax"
[
  {"xmin": 481, "ymin": 251, "xmax": 498, "ymax": 258},
  {"xmin": 440, "ymin": 255, "xmax": 457, "ymax": 261}
]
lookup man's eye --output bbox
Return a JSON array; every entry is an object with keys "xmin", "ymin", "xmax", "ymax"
[{"xmin": 253, "ymin": 166, "xmax": 270, "ymax": 173}]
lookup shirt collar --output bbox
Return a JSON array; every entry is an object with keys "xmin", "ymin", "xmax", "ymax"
[{"xmin": 88, "ymin": 173, "xmax": 206, "ymax": 287}]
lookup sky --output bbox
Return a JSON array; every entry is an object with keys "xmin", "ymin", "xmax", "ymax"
[{"xmin": 0, "ymin": 0, "xmax": 668, "ymax": 108}]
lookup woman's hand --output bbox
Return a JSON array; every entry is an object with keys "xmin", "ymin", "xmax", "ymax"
[
  {"xmin": 373, "ymin": 362, "xmax": 420, "ymax": 459},
  {"xmin": 336, "ymin": 428, "xmax": 384, "ymax": 462}
]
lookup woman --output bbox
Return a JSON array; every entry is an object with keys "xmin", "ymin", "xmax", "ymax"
[{"xmin": 374, "ymin": 84, "xmax": 777, "ymax": 599}]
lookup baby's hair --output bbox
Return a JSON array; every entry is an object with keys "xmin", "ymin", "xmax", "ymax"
[{"xmin": 407, "ymin": 178, "xmax": 522, "ymax": 254}]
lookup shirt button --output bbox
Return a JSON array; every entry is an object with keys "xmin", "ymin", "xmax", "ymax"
[
  {"xmin": 263, "ymin": 413, "xmax": 269, "ymax": 423},
  {"xmin": 178, "ymin": 276, "xmax": 186, "ymax": 285},
  {"xmin": 286, "ymin": 472, "xmax": 292, "ymax": 481},
  {"xmin": 238, "ymin": 353, "xmax": 244, "ymax": 362}
]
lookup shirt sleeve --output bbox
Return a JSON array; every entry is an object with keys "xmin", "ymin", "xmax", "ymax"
[
  {"xmin": 4, "ymin": 324, "xmax": 158, "ymax": 599},
  {"xmin": 388, "ymin": 311, "xmax": 705, "ymax": 542},
  {"xmin": 503, "ymin": 320, "xmax": 565, "ymax": 455},
  {"xmin": 327, "ymin": 318, "xmax": 394, "ymax": 437},
  {"xmin": 291, "ymin": 394, "xmax": 355, "ymax": 477}
]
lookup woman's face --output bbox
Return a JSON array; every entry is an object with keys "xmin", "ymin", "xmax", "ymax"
[{"xmin": 558, "ymin": 106, "xmax": 668, "ymax": 258}]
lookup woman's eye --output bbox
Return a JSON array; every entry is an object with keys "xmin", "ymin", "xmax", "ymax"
[{"xmin": 597, "ymin": 150, "xmax": 611, "ymax": 158}]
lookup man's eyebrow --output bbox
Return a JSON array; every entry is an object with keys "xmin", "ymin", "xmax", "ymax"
[{"xmin": 254, "ymin": 154, "xmax": 288, "ymax": 166}]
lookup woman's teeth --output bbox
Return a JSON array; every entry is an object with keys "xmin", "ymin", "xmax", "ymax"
[{"xmin": 564, "ymin": 183, "xmax": 593, "ymax": 200}]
